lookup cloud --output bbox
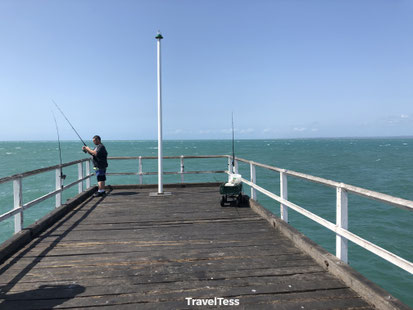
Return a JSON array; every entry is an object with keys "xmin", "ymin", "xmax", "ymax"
[
  {"xmin": 262, "ymin": 128, "xmax": 281, "ymax": 135},
  {"xmin": 172, "ymin": 129, "xmax": 184, "ymax": 134},
  {"xmin": 293, "ymin": 127, "xmax": 307, "ymax": 132},
  {"xmin": 292, "ymin": 123, "xmax": 319, "ymax": 133},
  {"xmin": 239, "ymin": 128, "xmax": 255, "ymax": 134},
  {"xmin": 384, "ymin": 114, "xmax": 412, "ymax": 125},
  {"xmin": 220, "ymin": 128, "xmax": 232, "ymax": 134}
]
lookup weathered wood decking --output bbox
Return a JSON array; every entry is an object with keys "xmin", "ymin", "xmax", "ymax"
[{"xmin": 0, "ymin": 184, "xmax": 377, "ymax": 309}]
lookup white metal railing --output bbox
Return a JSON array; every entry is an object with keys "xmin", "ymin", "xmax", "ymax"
[
  {"xmin": 1, "ymin": 154, "xmax": 412, "ymax": 275},
  {"xmin": 106, "ymin": 155, "xmax": 228, "ymax": 182},
  {"xmin": 0, "ymin": 158, "xmax": 94, "ymax": 234},
  {"xmin": 232, "ymin": 156, "xmax": 413, "ymax": 275},
  {"xmin": 0, "ymin": 155, "xmax": 227, "ymax": 237}
]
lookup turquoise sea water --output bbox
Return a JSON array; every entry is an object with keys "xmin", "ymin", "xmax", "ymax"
[{"xmin": 0, "ymin": 138, "xmax": 412, "ymax": 306}]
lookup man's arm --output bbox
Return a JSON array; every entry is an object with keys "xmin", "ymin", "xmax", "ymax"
[{"xmin": 82, "ymin": 146, "xmax": 97, "ymax": 156}]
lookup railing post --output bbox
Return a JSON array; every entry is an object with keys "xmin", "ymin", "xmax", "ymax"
[
  {"xmin": 250, "ymin": 162, "xmax": 256, "ymax": 200},
  {"xmin": 78, "ymin": 163, "xmax": 83, "ymax": 194},
  {"xmin": 85, "ymin": 160, "xmax": 91, "ymax": 189},
  {"xmin": 139, "ymin": 156, "xmax": 143, "ymax": 185},
  {"xmin": 336, "ymin": 186, "xmax": 348, "ymax": 263},
  {"xmin": 227, "ymin": 156, "xmax": 231, "ymax": 173},
  {"xmin": 13, "ymin": 177, "xmax": 23, "ymax": 233},
  {"xmin": 234, "ymin": 159, "xmax": 239, "ymax": 174},
  {"xmin": 180, "ymin": 155, "xmax": 184, "ymax": 183},
  {"xmin": 280, "ymin": 170, "xmax": 288, "ymax": 222},
  {"xmin": 55, "ymin": 168, "xmax": 62, "ymax": 208}
]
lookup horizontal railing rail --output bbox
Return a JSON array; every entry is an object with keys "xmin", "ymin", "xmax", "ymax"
[
  {"xmin": 230, "ymin": 156, "xmax": 413, "ymax": 275},
  {"xmin": 0, "ymin": 158, "xmax": 90, "ymax": 185},
  {"xmin": 109, "ymin": 155, "xmax": 228, "ymax": 160}
]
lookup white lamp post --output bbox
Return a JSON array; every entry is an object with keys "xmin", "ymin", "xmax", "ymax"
[
  {"xmin": 156, "ymin": 31, "xmax": 163, "ymax": 194},
  {"xmin": 150, "ymin": 31, "xmax": 171, "ymax": 197}
]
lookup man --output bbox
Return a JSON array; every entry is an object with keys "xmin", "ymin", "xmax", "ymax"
[{"xmin": 83, "ymin": 135, "xmax": 108, "ymax": 197}]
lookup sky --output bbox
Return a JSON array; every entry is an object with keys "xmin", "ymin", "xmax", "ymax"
[{"xmin": 0, "ymin": 0, "xmax": 413, "ymax": 140}]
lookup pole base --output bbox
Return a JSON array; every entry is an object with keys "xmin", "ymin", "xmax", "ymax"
[{"xmin": 149, "ymin": 192, "xmax": 172, "ymax": 197}]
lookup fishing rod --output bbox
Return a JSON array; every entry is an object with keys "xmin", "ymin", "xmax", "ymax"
[
  {"xmin": 52, "ymin": 100, "xmax": 87, "ymax": 152},
  {"xmin": 232, "ymin": 112, "xmax": 235, "ymax": 174},
  {"xmin": 231, "ymin": 114, "xmax": 241, "ymax": 215},
  {"xmin": 52, "ymin": 110, "xmax": 66, "ymax": 183}
]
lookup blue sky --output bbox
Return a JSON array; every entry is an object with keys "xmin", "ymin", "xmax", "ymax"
[{"xmin": 0, "ymin": 0, "xmax": 413, "ymax": 140}]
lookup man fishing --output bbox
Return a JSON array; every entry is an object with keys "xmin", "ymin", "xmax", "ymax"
[{"xmin": 82, "ymin": 136, "xmax": 108, "ymax": 197}]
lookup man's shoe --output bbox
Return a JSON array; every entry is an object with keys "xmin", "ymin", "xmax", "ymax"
[{"xmin": 93, "ymin": 191, "xmax": 106, "ymax": 197}]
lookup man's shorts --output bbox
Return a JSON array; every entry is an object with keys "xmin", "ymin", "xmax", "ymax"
[{"xmin": 95, "ymin": 169, "xmax": 107, "ymax": 182}]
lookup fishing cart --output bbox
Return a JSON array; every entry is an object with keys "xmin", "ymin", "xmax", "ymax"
[{"xmin": 220, "ymin": 182, "xmax": 243, "ymax": 207}]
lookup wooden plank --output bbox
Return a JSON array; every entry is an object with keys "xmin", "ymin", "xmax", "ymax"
[
  {"xmin": 0, "ymin": 284, "xmax": 371, "ymax": 310},
  {"xmin": 0, "ymin": 274, "xmax": 350, "ymax": 301},
  {"xmin": 0, "ymin": 264, "xmax": 324, "ymax": 287},
  {"xmin": 6, "ymin": 234, "xmax": 291, "ymax": 253},
  {"xmin": 7, "ymin": 241, "xmax": 299, "ymax": 260},
  {"xmin": 0, "ymin": 260, "xmax": 321, "ymax": 286}
]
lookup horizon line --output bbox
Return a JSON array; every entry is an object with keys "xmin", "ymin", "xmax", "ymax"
[{"xmin": 1, "ymin": 135, "xmax": 413, "ymax": 143}]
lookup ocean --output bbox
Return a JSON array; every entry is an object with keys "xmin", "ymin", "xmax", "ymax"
[{"xmin": 0, "ymin": 138, "xmax": 412, "ymax": 306}]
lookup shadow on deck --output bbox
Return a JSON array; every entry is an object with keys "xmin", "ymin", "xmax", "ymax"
[{"xmin": 0, "ymin": 184, "xmax": 395, "ymax": 309}]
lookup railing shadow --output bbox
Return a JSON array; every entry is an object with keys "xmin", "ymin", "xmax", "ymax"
[
  {"xmin": 0, "ymin": 284, "xmax": 85, "ymax": 309},
  {"xmin": 0, "ymin": 189, "xmax": 111, "ymax": 296},
  {"xmin": 109, "ymin": 191, "xmax": 139, "ymax": 196}
]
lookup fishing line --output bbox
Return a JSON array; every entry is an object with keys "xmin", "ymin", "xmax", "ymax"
[
  {"xmin": 52, "ymin": 100, "xmax": 87, "ymax": 147},
  {"xmin": 51, "ymin": 110, "xmax": 66, "ymax": 183}
]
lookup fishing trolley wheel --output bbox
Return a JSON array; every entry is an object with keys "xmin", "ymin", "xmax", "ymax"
[
  {"xmin": 236, "ymin": 194, "xmax": 242, "ymax": 206},
  {"xmin": 220, "ymin": 196, "xmax": 227, "ymax": 207}
]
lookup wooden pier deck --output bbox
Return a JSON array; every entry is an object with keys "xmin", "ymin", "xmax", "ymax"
[{"xmin": 0, "ymin": 184, "xmax": 380, "ymax": 309}]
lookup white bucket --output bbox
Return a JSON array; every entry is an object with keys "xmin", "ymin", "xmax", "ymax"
[{"xmin": 227, "ymin": 173, "xmax": 242, "ymax": 185}]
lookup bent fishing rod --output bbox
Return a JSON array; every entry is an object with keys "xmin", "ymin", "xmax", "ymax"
[
  {"xmin": 52, "ymin": 100, "xmax": 87, "ymax": 152},
  {"xmin": 52, "ymin": 110, "xmax": 66, "ymax": 183},
  {"xmin": 232, "ymin": 112, "xmax": 235, "ymax": 174}
]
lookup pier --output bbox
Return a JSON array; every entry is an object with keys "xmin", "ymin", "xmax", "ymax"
[
  {"xmin": 0, "ymin": 184, "xmax": 379, "ymax": 309},
  {"xmin": 0, "ymin": 156, "xmax": 412, "ymax": 309}
]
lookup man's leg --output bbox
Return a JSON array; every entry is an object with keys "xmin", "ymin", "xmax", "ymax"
[{"xmin": 95, "ymin": 170, "xmax": 106, "ymax": 196}]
